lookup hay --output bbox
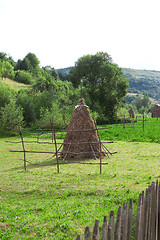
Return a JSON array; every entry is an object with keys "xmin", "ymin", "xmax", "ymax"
[{"xmin": 60, "ymin": 98, "xmax": 105, "ymax": 160}]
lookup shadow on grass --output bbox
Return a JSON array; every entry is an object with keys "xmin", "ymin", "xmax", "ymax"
[{"xmin": 7, "ymin": 157, "xmax": 95, "ymax": 171}]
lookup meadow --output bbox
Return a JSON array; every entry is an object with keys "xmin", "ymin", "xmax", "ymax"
[{"xmin": 0, "ymin": 117, "xmax": 160, "ymax": 239}]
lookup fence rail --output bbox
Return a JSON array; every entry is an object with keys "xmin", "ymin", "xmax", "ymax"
[
  {"xmin": 76, "ymin": 180, "xmax": 160, "ymax": 240},
  {"xmin": 7, "ymin": 122, "xmax": 114, "ymax": 173}
]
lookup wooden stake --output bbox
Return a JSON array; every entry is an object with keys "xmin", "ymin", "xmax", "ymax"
[
  {"xmin": 81, "ymin": 80, "xmax": 83, "ymax": 99},
  {"xmin": 18, "ymin": 123, "xmax": 26, "ymax": 171}
]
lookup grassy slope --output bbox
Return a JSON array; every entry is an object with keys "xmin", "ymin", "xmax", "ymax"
[
  {"xmin": 1, "ymin": 78, "xmax": 30, "ymax": 91},
  {"xmin": 1, "ymin": 118, "xmax": 160, "ymax": 239}
]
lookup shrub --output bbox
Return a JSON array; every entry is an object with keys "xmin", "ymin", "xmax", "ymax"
[
  {"xmin": 14, "ymin": 70, "xmax": 34, "ymax": 84},
  {"xmin": 0, "ymin": 99, "xmax": 24, "ymax": 131}
]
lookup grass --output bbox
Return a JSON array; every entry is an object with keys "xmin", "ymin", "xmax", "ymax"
[
  {"xmin": 1, "ymin": 118, "xmax": 160, "ymax": 239},
  {"xmin": 1, "ymin": 78, "xmax": 30, "ymax": 91}
]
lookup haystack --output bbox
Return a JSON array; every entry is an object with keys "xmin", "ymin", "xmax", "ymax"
[
  {"xmin": 152, "ymin": 104, "xmax": 160, "ymax": 118},
  {"xmin": 60, "ymin": 98, "xmax": 105, "ymax": 160},
  {"xmin": 129, "ymin": 108, "xmax": 135, "ymax": 118}
]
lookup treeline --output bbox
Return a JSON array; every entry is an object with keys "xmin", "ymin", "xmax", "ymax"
[
  {"xmin": 0, "ymin": 52, "xmax": 81, "ymax": 133},
  {"xmin": 0, "ymin": 52, "xmax": 157, "ymax": 134}
]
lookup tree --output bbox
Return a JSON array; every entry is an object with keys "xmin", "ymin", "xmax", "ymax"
[
  {"xmin": 132, "ymin": 94, "xmax": 151, "ymax": 113},
  {"xmin": 0, "ymin": 99, "xmax": 24, "ymax": 131},
  {"xmin": 0, "ymin": 60, "xmax": 15, "ymax": 79},
  {"xmin": 15, "ymin": 52, "xmax": 40, "ymax": 76},
  {"xmin": 69, "ymin": 52, "xmax": 128, "ymax": 121},
  {"xmin": 0, "ymin": 83, "xmax": 15, "ymax": 114},
  {"xmin": 42, "ymin": 65, "xmax": 58, "ymax": 79}
]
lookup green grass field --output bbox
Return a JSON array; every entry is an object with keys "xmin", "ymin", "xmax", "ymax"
[{"xmin": 1, "ymin": 118, "xmax": 160, "ymax": 239}]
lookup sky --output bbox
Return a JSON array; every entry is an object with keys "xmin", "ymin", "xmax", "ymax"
[{"xmin": 0, "ymin": 0, "xmax": 160, "ymax": 70}]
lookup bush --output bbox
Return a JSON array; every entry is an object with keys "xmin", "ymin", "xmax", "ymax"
[
  {"xmin": 0, "ymin": 99, "xmax": 24, "ymax": 131},
  {"xmin": 0, "ymin": 83, "xmax": 15, "ymax": 113},
  {"xmin": 17, "ymin": 91, "xmax": 36, "ymax": 125},
  {"xmin": 14, "ymin": 70, "xmax": 34, "ymax": 84}
]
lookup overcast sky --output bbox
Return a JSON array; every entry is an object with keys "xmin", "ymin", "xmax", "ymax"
[{"xmin": 0, "ymin": 0, "xmax": 160, "ymax": 70}]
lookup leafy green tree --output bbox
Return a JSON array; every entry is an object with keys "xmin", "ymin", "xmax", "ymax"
[
  {"xmin": 15, "ymin": 52, "xmax": 40, "ymax": 76},
  {"xmin": 132, "ymin": 95, "xmax": 151, "ymax": 113},
  {"xmin": 0, "ymin": 52, "xmax": 7, "ymax": 61},
  {"xmin": 0, "ymin": 83, "xmax": 15, "ymax": 114},
  {"xmin": 69, "ymin": 52, "xmax": 128, "ymax": 120},
  {"xmin": 0, "ymin": 99, "xmax": 24, "ymax": 131},
  {"xmin": 0, "ymin": 60, "xmax": 15, "ymax": 79},
  {"xmin": 16, "ymin": 90, "xmax": 36, "ymax": 125},
  {"xmin": 42, "ymin": 65, "xmax": 58, "ymax": 79}
]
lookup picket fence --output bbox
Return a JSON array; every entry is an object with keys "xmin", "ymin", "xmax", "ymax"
[{"xmin": 76, "ymin": 180, "xmax": 160, "ymax": 240}]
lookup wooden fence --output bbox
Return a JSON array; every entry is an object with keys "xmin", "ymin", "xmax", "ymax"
[
  {"xmin": 7, "ymin": 123, "xmax": 115, "ymax": 173},
  {"xmin": 76, "ymin": 180, "xmax": 160, "ymax": 240}
]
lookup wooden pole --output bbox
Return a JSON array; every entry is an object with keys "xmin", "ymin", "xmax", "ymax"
[
  {"xmin": 18, "ymin": 123, "xmax": 26, "ymax": 171},
  {"xmin": 93, "ymin": 117, "xmax": 102, "ymax": 174},
  {"xmin": 143, "ymin": 113, "xmax": 145, "ymax": 132},
  {"xmin": 52, "ymin": 125, "xmax": 59, "ymax": 173},
  {"xmin": 50, "ymin": 118, "xmax": 54, "ymax": 143},
  {"xmin": 123, "ymin": 114, "xmax": 125, "ymax": 129},
  {"xmin": 81, "ymin": 80, "xmax": 83, "ymax": 99}
]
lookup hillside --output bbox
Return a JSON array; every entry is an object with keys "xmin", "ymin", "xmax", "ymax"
[
  {"xmin": 122, "ymin": 68, "xmax": 160, "ymax": 100},
  {"xmin": 0, "ymin": 78, "xmax": 30, "ymax": 91}
]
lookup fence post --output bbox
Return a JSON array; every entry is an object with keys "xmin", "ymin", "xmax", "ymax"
[
  {"xmin": 107, "ymin": 211, "xmax": 114, "ymax": 240},
  {"xmin": 76, "ymin": 235, "xmax": 81, "ymax": 240},
  {"xmin": 18, "ymin": 123, "xmax": 26, "ymax": 171},
  {"xmin": 93, "ymin": 220, "xmax": 99, "ymax": 240},
  {"xmin": 135, "ymin": 193, "xmax": 143, "ymax": 240},
  {"xmin": 121, "ymin": 202, "xmax": 128, "ymax": 240},
  {"xmin": 127, "ymin": 199, "xmax": 133, "ymax": 240},
  {"xmin": 155, "ymin": 180, "xmax": 159, "ymax": 240},
  {"xmin": 158, "ymin": 183, "xmax": 160, "ymax": 240},
  {"xmin": 123, "ymin": 114, "xmax": 125, "ymax": 129},
  {"xmin": 114, "ymin": 206, "xmax": 121, "ymax": 240},
  {"xmin": 150, "ymin": 182, "xmax": 156, "ymax": 240},
  {"xmin": 143, "ymin": 113, "xmax": 145, "ymax": 132},
  {"xmin": 101, "ymin": 216, "xmax": 107, "ymax": 240},
  {"xmin": 84, "ymin": 226, "xmax": 91, "ymax": 240}
]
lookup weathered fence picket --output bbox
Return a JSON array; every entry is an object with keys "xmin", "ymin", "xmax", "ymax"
[{"xmin": 76, "ymin": 181, "xmax": 160, "ymax": 239}]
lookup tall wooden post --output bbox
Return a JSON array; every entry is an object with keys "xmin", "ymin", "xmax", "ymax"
[
  {"xmin": 123, "ymin": 114, "xmax": 125, "ymax": 129},
  {"xmin": 93, "ymin": 117, "xmax": 102, "ymax": 174},
  {"xmin": 81, "ymin": 80, "xmax": 83, "ymax": 99},
  {"xmin": 53, "ymin": 129, "xmax": 59, "ymax": 173},
  {"xmin": 18, "ymin": 123, "xmax": 26, "ymax": 171}
]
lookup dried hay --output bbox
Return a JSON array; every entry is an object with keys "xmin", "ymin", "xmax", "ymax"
[{"xmin": 60, "ymin": 98, "xmax": 105, "ymax": 160}]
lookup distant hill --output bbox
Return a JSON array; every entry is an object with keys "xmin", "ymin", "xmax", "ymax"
[
  {"xmin": 122, "ymin": 68, "xmax": 160, "ymax": 101},
  {"xmin": 57, "ymin": 67, "xmax": 160, "ymax": 102}
]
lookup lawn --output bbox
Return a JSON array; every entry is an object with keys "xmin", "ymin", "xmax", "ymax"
[{"xmin": 0, "ymin": 118, "xmax": 160, "ymax": 239}]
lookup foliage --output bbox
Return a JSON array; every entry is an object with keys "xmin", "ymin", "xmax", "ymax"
[
  {"xmin": 42, "ymin": 65, "xmax": 59, "ymax": 79},
  {"xmin": 16, "ymin": 90, "xmax": 37, "ymax": 125},
  {"xmin": 69, "ymin": 52, "xmax": 128, "ymax": 121},
  {"xmin": 123, "ymin": 68, "xmax": 160, "ymax": 100},
  {"xmin": 15, "ymin": 52, "xmax": 40, "ymax": 76},
  {"xmin": 0, "ymin": 99, "xmax": 24, "ymax": 131},
  {"xmin": 14, "ymin": 70, "xmax": 34, "ymax": 84},
  {"xmin": 0, "ymin": 83, "xmax": 15, "ymax": 113},
  {"xmin": 131, "ymin": 95, "xmax": 152, "ymax": 113},
  {"xmin": 0, "ymin": 60, "xmax": 15, "ymax": 79}
]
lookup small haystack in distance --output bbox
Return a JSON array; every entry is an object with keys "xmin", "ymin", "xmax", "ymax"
[
  {"xmin": 129, "ymin": 108, "xmax": 135, "ymax": 118},
  {"xmin": 60, "ymin": 98, "xmax": 105, "ymax": 160},
  {"xmin": 152, "ymin": 104, "xmax": 160, "ymax": 118}
]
